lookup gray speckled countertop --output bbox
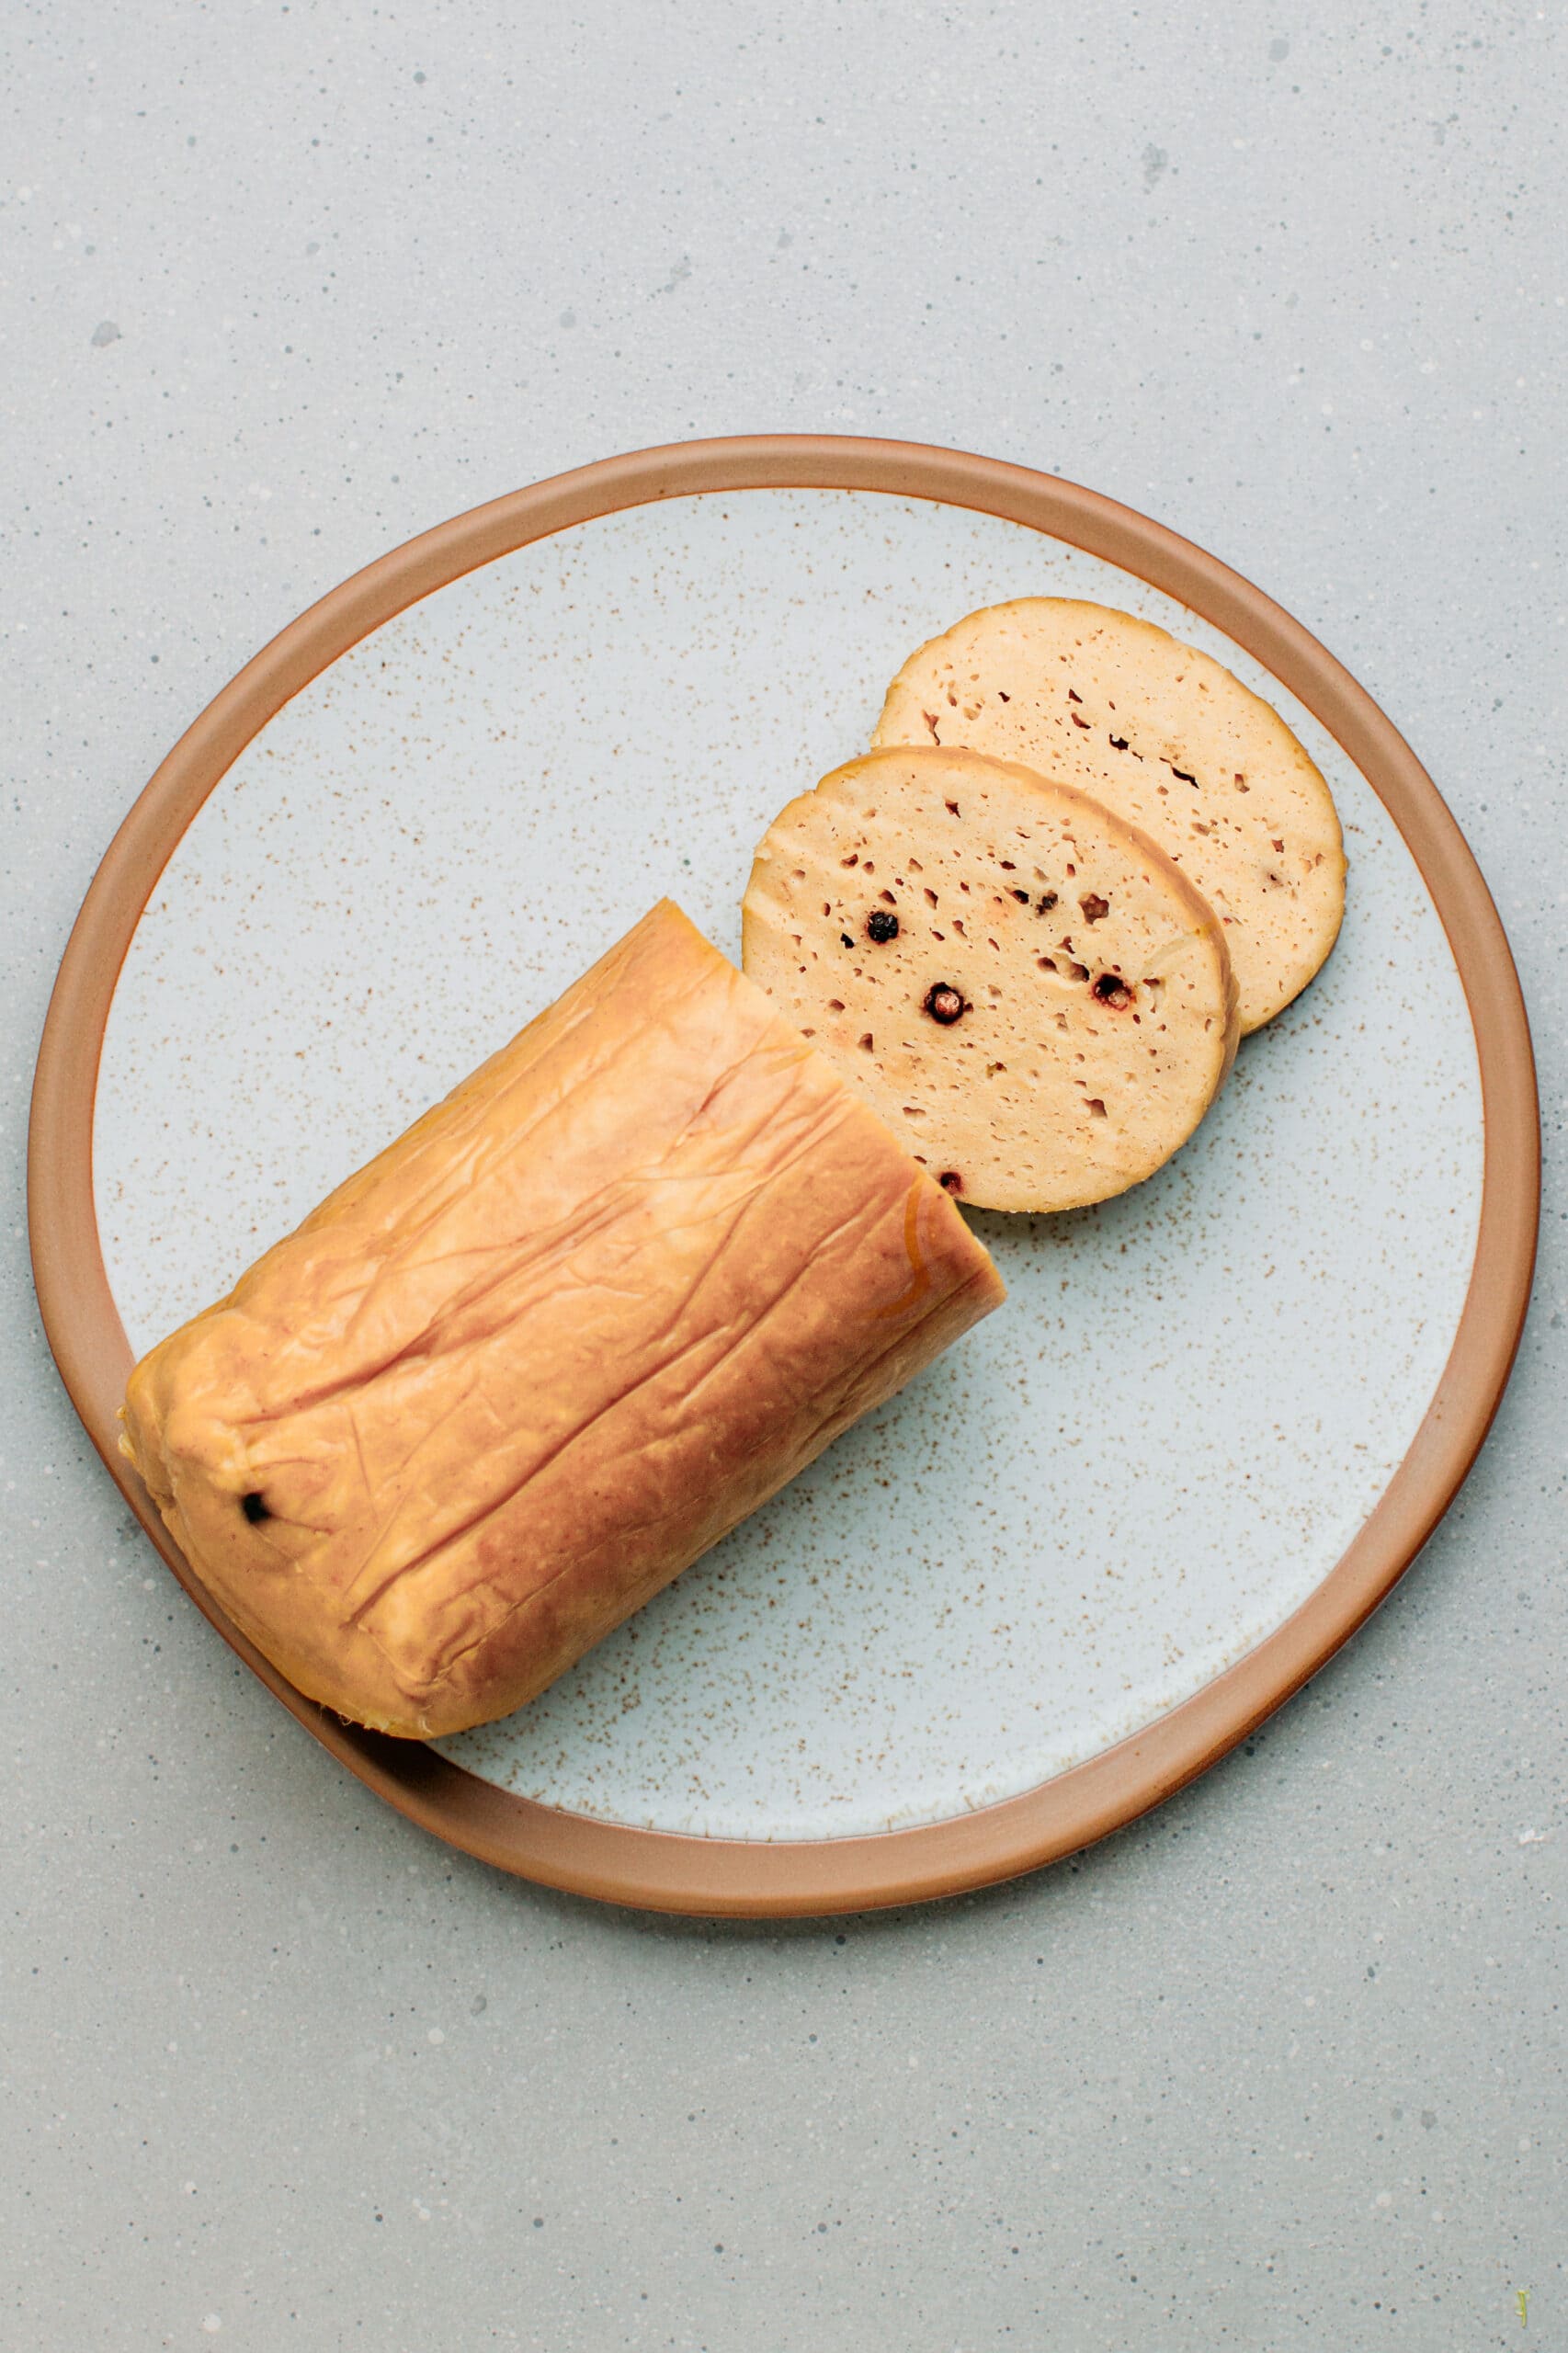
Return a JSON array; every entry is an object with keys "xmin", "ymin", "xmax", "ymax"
[{"xmin": 4, "ymin": 4, "xmax": 1563, "ymax": 2347}]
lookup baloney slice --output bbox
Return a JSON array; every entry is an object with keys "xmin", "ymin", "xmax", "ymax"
[
  {"xmin": 872, "ymin": 597, "xmax": 1345, "ymax": 1033},
  {"xmin": 742, "ymin": 747, "xmax": 1239, "ymax": 1214}
]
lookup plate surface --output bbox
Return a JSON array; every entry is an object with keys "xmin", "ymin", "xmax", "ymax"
[
  {"xmin": 95, "ymin": 494, "xmax": 1479, "ymax": 1835},
  {"xmin": 31, "ymin": 438, "xmax": 1538, "ymax": 1912}
]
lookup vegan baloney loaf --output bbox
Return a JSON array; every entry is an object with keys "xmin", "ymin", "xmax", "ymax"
[
  {"xmin": 742, "ymin": 747, "xmax": 1239, "ymax": 1214},
  {"xmin": 120, "ymin": 902, "xmax": 1004, "ymax": 1738},
  {"xmin": 873, "ymin": 597, "xmax": 1345, "ymax": 1033}
]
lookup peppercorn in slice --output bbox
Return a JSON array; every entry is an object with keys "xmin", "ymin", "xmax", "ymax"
[{"xmin": 742, "ymin": 747, "xmax": 1239, "ymax": 1213}]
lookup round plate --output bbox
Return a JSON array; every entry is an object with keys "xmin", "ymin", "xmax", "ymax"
[{"xmin": 29, "ymin": 437, "xmax": 1538, "ymax": 1915}]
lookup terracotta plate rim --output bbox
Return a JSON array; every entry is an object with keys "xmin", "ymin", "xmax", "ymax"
[{"xmin": 28, "ymin": 434, "xmax": 1540, "ymax": 1917}]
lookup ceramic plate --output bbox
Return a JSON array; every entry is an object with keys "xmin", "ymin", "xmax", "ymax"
[{"xmin": 29, "ymin": 438, "xmax": 1537, "ymax": 1915}]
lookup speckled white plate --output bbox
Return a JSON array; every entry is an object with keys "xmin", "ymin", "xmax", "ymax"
[{"xmin": 32, "ymin": 438, "xmax": 1537, "ymax": 1914}]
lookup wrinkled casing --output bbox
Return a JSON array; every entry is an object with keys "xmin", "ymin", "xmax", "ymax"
[{"xmin": 121, "ymin": 902, "xmax": 1005, "ymax": 1737}]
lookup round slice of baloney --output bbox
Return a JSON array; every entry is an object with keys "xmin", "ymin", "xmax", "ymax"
[
  {"xmin": 872, "ymin": 597, "xmax": 1345, "ymax": 1033},
  {"xmin": 742, "ymin": 746, "xmax": 1239, "ymax": 1213}
]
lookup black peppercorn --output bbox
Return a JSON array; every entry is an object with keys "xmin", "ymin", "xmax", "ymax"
[{"xmin": 924, "ymin": 983, "xmax": 967, "ymax": 1026}]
